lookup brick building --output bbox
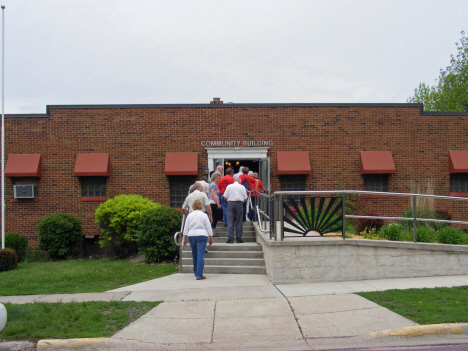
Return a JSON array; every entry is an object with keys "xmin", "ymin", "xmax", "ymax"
[{"xmin": 2, "ymin": 100, "xmax": 468, "ymax": 247}]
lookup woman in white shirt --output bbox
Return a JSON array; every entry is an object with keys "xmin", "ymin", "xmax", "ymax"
[{"xmin": 183, "ymin": 199, "xmax": 214, "ymax": 280}]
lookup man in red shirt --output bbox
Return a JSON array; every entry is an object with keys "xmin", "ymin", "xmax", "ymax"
[
  {"xmin": 218, "ymin": 167, "xmax": 234, "ymax": 227},
  {"xmin": 239, "ymin": 167, "xmax": 258, "ymax": 191}
]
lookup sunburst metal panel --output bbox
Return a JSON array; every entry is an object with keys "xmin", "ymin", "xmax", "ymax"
[{"xmin": 282, "ymin": 197, "xmax": 344, "ymax": 237}]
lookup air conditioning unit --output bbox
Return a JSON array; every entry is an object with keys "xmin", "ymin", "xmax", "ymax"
[{"xmin": 13, "ymin": 184, "xmax": 37, "ymax": 199}]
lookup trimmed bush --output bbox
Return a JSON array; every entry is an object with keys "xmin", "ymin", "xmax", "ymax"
[
  {"xmin": 95, "ymin": 194, "xmax": 160, "ymax": 258},
  {"xmin": 0, "ymin": 248, "xmax": 18, "ymax": 271},
  {"xmin": 5, "ymin": 233, "xmax": 28, "ymax": 262},
  {"xmin": 354, "ymin": 213, "xmax": 383, "ymax": 234},
  {"xmin": 37, "ymin": 213, "xmax": 83, "ymax": 260},
  {"xmin": 437, "ymin": 227, "xmax": 465, "ymax": 245},
  {"xmin": 135, "ymin": 206, "xmax": 182, "ymax": 263},
  {"xmin": 379, "ymin": 223, "xmax": 403, "ymax": 241}
]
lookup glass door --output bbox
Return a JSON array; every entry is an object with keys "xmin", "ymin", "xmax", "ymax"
[
  {"xmin": 259, "ymin": 157, "xmax": 270, "ymax": 194},
  {"xmin": 213, "ymin": 158, "xmax": 223, "ymax": 175}
]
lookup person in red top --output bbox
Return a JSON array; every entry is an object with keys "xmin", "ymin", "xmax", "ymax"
[
  {"xmin": 218, "ymin": 167, "xmax": 234, "ymax": 227},
  {"xmin": 239, "ymin": 167, "xmax": 258, "ymax": 191},
  {"xmin": 248, "ymin": 172, "xmax": 266, "ymax": 220},
  {"xmin": 250, "ymin": 172, "xmax": 265, "ymax": 195},
  {"xmin": 239, "ymin": 167, "xmax": 258, "ymax": 222}
]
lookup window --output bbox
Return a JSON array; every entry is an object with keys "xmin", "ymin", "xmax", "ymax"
[
  {"xmin": 169, "ymin": 176, "xmax": 194, "ymax": 208},
  {"xmin": 449, "ymin": 152, "xmax": 468, "ymax": 195},
  {"xmin": 364, "ymin": 174, "xmax": 388, "ymax": 192},
  {"xmin": 450, "ymin": 173, "xmax": 468, "ymax": 193},
  {"xmin": 5, "ymin": 155, "xmax": 41, "ymax": 201},
  {"xmin": 281, "ymin": 175, "xmax": 306, "ymax": 201},
  {"xmin": 81, "ymin": 177, "xmax": 106, "ymax": 197},
  {"xmin": 360, "ymin": 151, "xmax": 394, "ymax": 197},
  {"xmin": 281, "ymin": 175, "xmax": 306, "ymax": 191}
]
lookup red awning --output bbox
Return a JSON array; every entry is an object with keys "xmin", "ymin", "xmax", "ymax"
[
  {"xmin": 277, "ymin": 152, "xmax": 311, "ymax": 175},
  {"xmin": 5, "ymin": 154, "xmax": 41, "ymax": 177},
  {"xmin": 449, "ymin": 151, "xmax": 468, "ymax": 174},
  {"xmin": 165, "ymin": 153, "xmax": 198, "ymax": 175},
  {"xmin": 74, "ymin": 153, "xmax": 110, "ymax": 176},
  {"xmin": 360, "ymin": 151, "xmax": 395, "ymax": 174}
]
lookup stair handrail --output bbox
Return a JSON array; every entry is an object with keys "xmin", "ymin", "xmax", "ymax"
[
  {"xmin": 173, "ymin": 212, "xmax": 186, "ymax": 247},
  {"xmin": 174, "ymin": 213, "xmax": 186, "ymax": 273},
  {"xmin": 254, "ymin": 191, "xmax": 272, "ymax": 234}
]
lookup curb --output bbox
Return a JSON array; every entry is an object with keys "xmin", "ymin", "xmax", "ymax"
[
  {"xmin": 370, "ymin": 323, "xmax": 468, "ymax": 337},
  {"xmin": 37, "ymin": 338, "xmax": 111, "ymax": 350},
  {"xmin": 37, "ymin": 338, "xmax": 142, "ymax": 350}
]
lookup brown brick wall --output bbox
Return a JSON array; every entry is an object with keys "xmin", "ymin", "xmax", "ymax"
[{"xmin": 2, "ymin": 104, "xmax": 468, "ymax": 245}]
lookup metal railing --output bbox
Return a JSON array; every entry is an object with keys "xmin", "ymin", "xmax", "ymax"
[
  {"xmin": 253, "ymin": 192, "xmax": 274, "ymax": 237},
  {"xmin": 173, "ymin": 213, "xmax": 186, "ymax": 271},
  {"xmin": 253, "ymin": 190, "xmax": 468, "ymax": 242}
]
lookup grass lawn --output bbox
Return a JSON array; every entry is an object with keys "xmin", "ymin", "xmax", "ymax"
[
  {"xmin": 0, "ymin": 259, "xmax": 177, "ymax": 296},
  {"xmin": 358, "ymin": 286, "xmax": 468, "ymax": 325},
  {"xmin": 0, "ymin": 301, "xmax": 160, "ymax": 341}
]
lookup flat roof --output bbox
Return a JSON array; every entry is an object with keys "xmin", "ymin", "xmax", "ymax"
[{"xmin": 4, "ymin": 102, "xmax": 468, "ymax": 118}]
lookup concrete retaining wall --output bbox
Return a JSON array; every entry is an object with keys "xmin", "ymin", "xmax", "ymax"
[{"xmin": 255, "ymin": 226, "xmax": 468, "ymax": 284}]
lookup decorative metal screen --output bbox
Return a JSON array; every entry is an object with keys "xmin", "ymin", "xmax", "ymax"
[
  {"xmin": 282, "ymin": 196, "xmax": 344, "ymax": 238},
  {"xmin": 450, "ymin": 173, "xmax": 468, "ymax": 193},
  {"xmin": 364, "ymin": 174, "xmax": 388, "ymax": 192},
  {"xmin": 81, "ymin": 177, "xmax": 106, "ymax": 197},
  {"xmin": 169, "ymin": 176, "xmax": 195, "ymax": 208}
]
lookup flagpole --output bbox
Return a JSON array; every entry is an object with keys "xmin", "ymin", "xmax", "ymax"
[{"xmin": 1, "ymin": 5, "xmax": 5, "ymax": 250}]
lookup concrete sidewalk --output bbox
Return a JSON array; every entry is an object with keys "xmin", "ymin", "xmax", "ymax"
[
  {"xmin": 2, "ymin": 273, "xmax": 468, "ymax": 305},
  {"xmin": 110, "ymin": 273, "xmax": 468, "ymax": 302},
  {"xmin": 2, "ymin": 274, "xmax": 468, "ymax": 350}
]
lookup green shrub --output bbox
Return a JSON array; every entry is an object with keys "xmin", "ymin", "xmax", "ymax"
[
  {"xmin": 0, "ymin": 248, "xmax": 18, "ymax": 271},
  {"xmin": 359, "ymin": 227, "xmax": 381, "ymax": 240},
  {"xmin": 37, "ymin": 213, "xmax": 83, "ymax": 260},
  {"xmin": 416, "ymin": 227, "xmax": 436, "ymax": 243},
  {"xmin": 400, "ymin": 207, "xmax": 450, "ymax": 231},
  {"xmin": 135, "ymin": 206, "xmax": 182, "ymax": 263},
  {"xmin": 437, "ymin": 227, "xmax": 465, "ymax": 245},
  {"xmin": 379, "ymin": 223, "xmax": 403, "ymax": 241},
  {"xmin": 5, "ymin": 233, "xmax": 28, "ymax": 262},
  {"xmin": 95, "ymin": 194, "xmax": 160, "ymax": 258}
]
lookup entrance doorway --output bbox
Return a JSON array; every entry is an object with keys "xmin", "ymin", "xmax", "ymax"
[
  {"xmin": 223, "ymin": 159, "xmax": 259, "ymax": 174},
  {"xmin": 206, "ymin": 148, "xmax": 270, "ymax": 193}
]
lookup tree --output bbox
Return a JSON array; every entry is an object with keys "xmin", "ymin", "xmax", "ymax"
[{"xmin": 407, "ymin": 31, "xmax": 468, "ymax": 112}]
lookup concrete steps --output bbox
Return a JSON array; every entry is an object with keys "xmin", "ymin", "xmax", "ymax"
[
  {"xmin": 182, "ymin": 250, "xmax": 263, "ymax": 258},
  {"xmin": 182, "ymin": 257, "xmax": 265, "ymax": 266},
  {"xmin": 181, "ymin": 222, "xmax": 266, "ymax": 274},
  {"xmin": 212, "ymin": 236, "xmax": 256, "ymax": 243}
]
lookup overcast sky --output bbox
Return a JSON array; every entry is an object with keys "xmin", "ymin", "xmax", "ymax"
[{"xmin": 1, "ymin": 0, "xmax": 467, "ymax": 114}]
